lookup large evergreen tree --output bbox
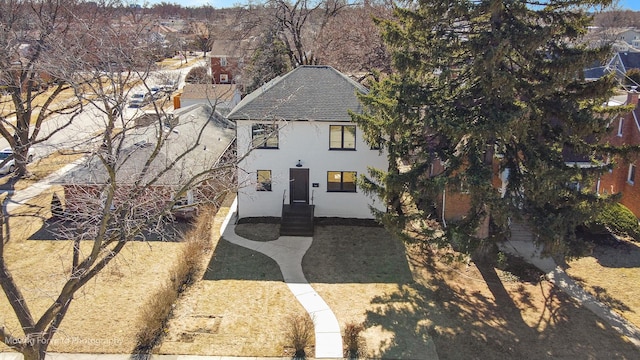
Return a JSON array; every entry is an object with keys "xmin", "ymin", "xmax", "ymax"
[{"xmin": 354, "ymin": 0, "xmax": 626, "ymax": 255}]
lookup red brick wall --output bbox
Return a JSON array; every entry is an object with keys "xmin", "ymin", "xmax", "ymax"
[
  {"xmin": 210, "ymin": 56, "xmax": 239, "ymax": 84},
  {"xmin": 598, "ymin": 92, "xmax": 640, "ymax": 217}
]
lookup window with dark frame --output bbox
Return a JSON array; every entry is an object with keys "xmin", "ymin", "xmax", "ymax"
[
  {"xmin": 327, "ymin": 171, "xmax": 357, "ymax": 192},
  {"xmin": 329, "ymin": 125, "xmax": 356, "ymax": 150},
  {"xmin": 257, "ymin": 170, "xmax": 272, "ymax": 191},
  {"xmin": 252, "ymin": 124, "xmax": 279, "ymax": 149}
]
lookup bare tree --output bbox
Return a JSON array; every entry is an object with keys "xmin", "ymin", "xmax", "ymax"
[
  {"xmin": 0, "ymin": 0, "xmax": 89, "ymax": 178},
  {"xmin": 315, "ymin": 1, "xmax": 393, "ymax": 75},
  {"xmin": 266, "ymin": 0, "xmax": 349, "ymax": 67},
  {"xmin": 189, "ymin": 21, "xmax": 216, "ymax": 58},
  {"xmin": 0, "ymin": 3, "xmax": 238, "ymax": 360}
]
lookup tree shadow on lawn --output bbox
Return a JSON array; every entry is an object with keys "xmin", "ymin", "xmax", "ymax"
[
  {"xmin": 589, "ymin": 240, "xmax": 640, "ymax": 268},
  {"xmin": 28, "ymin": 217, "xmax": 192, "ymax": 241},
  {"xmin": 205, "ymin": 224, "xmax": 413, "ymax": 284},
  {"xmin": 203, "ymin": 238, "xmax": 284, "ymax": 281},
  {"xmin": 363, "ymin": 251, "xmax": 640, "ymax": 359},
  {"xmin": 302, "ymin": 225, "xmax": 413, "ymax": 284}
]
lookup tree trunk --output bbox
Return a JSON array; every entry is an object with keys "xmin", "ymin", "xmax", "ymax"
[{"xmin": 22, "ymin": 340, "xmax": 48, "ymax": 360}]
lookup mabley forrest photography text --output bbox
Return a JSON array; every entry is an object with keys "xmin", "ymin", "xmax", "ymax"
[{"xmin": 4, "ymin": 336, "xmax": 123, "ymax": 348}]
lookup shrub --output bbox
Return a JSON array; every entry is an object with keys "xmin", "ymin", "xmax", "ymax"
[
  {"xmin": 134, "ymin": 205, "xmax": 217, "ymax": 353},
  {"xmin": 50, "ymin": 192, "xmax": 64, "ymax": 218},
  {"xmin": 285, "ymin": 314, "xmax": 315, "ymax": 358},
  {"xmin": 185, "ymin": 66, "xmax": 211, "ymax": 84},
  {"xmin": 343, "ymin": 322, "xmax": 366, "ymax": 359},
  {"xmin": 590, "ymin": 202, "xmax": 640, "ymax": 241}
]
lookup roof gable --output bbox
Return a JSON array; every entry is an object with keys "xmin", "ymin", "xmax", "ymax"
[
  {"xmin": 227, "ymin": 65, "xmax": 368, "ymax": 122},
  {"xmin": 617, "ymin": 52, "xmax": 640, "ymax": 70}
]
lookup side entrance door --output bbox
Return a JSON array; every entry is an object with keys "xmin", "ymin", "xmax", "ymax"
[{"xmin": 289, "ymin": 168, "xmax": 309, "ymax": 204}]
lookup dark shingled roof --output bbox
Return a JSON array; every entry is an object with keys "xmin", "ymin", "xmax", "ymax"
[
  {"xmin": 227, "ymin": 65, "xmax": 368, "ymax": 122},
  {"xmin": 584, "ymin": 66, "xmax": 607, "ymax": 80},
  {"xmin": 618, "ymin": 52, "xmax": 640, "ymax": 71}
]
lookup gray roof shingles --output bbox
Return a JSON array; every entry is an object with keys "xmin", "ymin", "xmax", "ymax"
[{"xmin": 227, "ymin": 65, "xmax": 368, "ymax": 122}]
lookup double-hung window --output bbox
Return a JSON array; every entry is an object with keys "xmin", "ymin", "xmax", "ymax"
[
  {"xmin": 252, "ymin": 124, "xmax": 279, "ymax": 149},
  {"xmin": 628, "ymin": 164, "xmax": 636, "ymax": 185},
  {"xmin": 327, "ymin": 171, "xmax": 357, "ymax": 192},
  {"xmin": 329, "ymin": 125, "xmax": 356, "ymax": 150}
]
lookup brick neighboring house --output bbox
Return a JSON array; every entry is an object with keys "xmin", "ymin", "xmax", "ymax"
[
  {"xmin": 209, "ymin": 39, "xmax": 243, "ymax": 84},
  {"xmin": 55, "ymin": 104, "xmax": 236, "ymax": 224},
  {"xmin": 598, "ymin": 90, "xmax": 640, "ymax": 217}
]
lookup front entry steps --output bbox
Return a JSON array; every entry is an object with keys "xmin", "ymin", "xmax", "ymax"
[{"xmin": 281, "ymin": 204, "xmax": 315, "ymax": 236}]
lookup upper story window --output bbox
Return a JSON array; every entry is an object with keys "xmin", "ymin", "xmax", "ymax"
[
  {"xmin": 220, "ymin": 57, "xmax": 227, "ymax": 67},
  {"xmin": 252, "ymin": 124, "xmax": 279, "ymax": 149},
  {"xmin": 628, "ymin": 164, "xmax": 636, "ymax": 185},
  {"xmin": 220, "ymin": 73, "xmax": 229, "ymax": 83},
  {"xmin": 618, "ymin": 118, "xmax": 624, "ymax": 137},
  {"xmin": 327, "ymin": 171, "xmax": 357, "ymax": 192},
  {"xmin": 329, "ymin": 125, "xmax": 356, "ymax": 150}
]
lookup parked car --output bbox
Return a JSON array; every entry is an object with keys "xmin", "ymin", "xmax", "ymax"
[
  {"xmin": 0, "ymin": 147, "xmax": 35, "ymax": 175},
  {"xmin": 150, "ymin": 86, "xmax": 166, "ymax": 100},
  {"xmin": 160, "ymin": 80, "xmax": 178, "ymax": 93},
  {"xmin": 128, "ymin": 92, "xmax": 151, "ymax": 108}
]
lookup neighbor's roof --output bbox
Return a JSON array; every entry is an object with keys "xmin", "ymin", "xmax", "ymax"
[
  {"xmin": 227, "ymin": 65, "xmax": 368, "ymax": 122},
  {"xmin": 56, "ymin": 104, "xmax": 235, "ymax": 186},
  {"xmin": 181, "ymin": 84, "xmax": 237, "ymax": 103},
  {"xmin": 616, "ymin": 52, "xmax": 640, "ymax": 70}
]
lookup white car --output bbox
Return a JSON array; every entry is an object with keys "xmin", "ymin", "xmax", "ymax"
[
  {"xmin": 0, "ymin": 147, "xmax": 35, "ymax": 175},
  {"xmin": 128, "ymin": 92, "xmax": 151, "ymax": 108}
]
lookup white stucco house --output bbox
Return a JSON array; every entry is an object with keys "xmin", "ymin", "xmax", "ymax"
[{"xmin": 227, "ymin": 65, "xmax": 386, "ymax": 232}]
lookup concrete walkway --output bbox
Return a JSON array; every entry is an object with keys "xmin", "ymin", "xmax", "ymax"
[
  {"xmin": 1, "ymin": 158, "xmax": 84, "ymax": 214},
  {"xmin": 501, "ymin": 221, "xmax": 640, "ymax": 348},
  {"xmin": 219, "ymin": 198, "xmax": 343, "ymax": 358}
]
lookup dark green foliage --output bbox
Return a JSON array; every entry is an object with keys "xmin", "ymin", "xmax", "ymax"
[
  {"xmin": 589, "ymin": 202, "xmax": 640, "ymax": 241},
  {"xmin": 243, "ymin": 30, "xmax": 291, "ymax": 95},
  {"xmin": 50, "ymin": 193, "xmax": 64, "ymax": 218},
  {"xmin": 354, "ymin": 0, "xmax": 626, "ymax": 257},
  {"xmin": 625, "ymin": 68, "xmax": 640, "ymax": 88}
]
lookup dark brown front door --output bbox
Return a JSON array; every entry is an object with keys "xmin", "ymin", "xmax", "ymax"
[{"xmin": 290, "ymin": 168, "xmax": 309, "ymax": 204}]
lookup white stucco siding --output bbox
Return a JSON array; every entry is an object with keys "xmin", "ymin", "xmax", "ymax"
[{"xmin": 236, "ymin": 120, "xmax": 387, "ymax": 219}]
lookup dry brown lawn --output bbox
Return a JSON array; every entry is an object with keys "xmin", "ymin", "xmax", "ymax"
[
  {"xmin": 0, "ymin": 163, "xmax": 198, "ymax": 354},
  {"xmin": 164, "ymin": 223, "xmax": 640, "ymax": 359},
  {"xmin": 566, "ymin": 238, "xmax": 640, "ymax": 329},
  {"xmin": 0, "ymin": 151, "xmax": 85, "ymax": 192},
  {"xmin": 2, "ymin": 160, "xmax": 639, "ymax": 359}
]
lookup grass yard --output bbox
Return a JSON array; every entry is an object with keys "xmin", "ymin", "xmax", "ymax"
[
  {"xmin": 0, "ymin": 151, "xmax": 85, "ymax": 192},
  {"xmin": 163, "ymin": 222, "xmax": 640, "ymax": 359},
  {"xmin": 1, "ymin": 149, "xmax": 638, "ymax": 359},
  {"xmin": 0, "ymin": 158, "xmax": 207, "ymax": 354},
  {"xmin": 566, "ymin": 238, "xmax": 640, "ymax": 329}
]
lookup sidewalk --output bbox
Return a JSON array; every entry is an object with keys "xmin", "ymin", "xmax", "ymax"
[
  {"xmin": 501, "ymin": 221, "xmax": 640, "ymax": 348},
  {"xmin": 219, "ymin": 198, "xmax": 344, "ymax": 359},
  {"xmin": 0, "ymin": 158, "xmax": 85, "ymax": 214}
]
